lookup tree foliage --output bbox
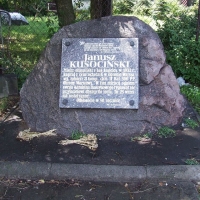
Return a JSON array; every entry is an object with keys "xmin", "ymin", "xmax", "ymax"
[{"xmin": 0, "ymin": 0, "xmax": 51, "ymax": 16}]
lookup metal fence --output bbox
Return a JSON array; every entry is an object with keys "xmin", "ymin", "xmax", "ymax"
[
  {"xmin": 0, "ymin": 1, "xmax": 92, "ymax": 76},
  {"xmin": 0, "ymin": 10, "xmax": 11, "ymax": 74}
]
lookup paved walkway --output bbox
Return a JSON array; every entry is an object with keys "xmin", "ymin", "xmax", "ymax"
[
  {"xmin": 0, "ymin": 177, "xmax": 199, "ymax": 200},
  {"xmin": 0, "ymin": 151, "xmax": 199, "ymax": 199}
]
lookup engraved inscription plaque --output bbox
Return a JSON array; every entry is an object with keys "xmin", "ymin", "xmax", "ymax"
[{"xmin": 59, "ymin": 38, "xmax": 139, "ymax": 109}]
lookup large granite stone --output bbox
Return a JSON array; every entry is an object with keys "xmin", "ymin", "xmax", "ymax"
[{"xmin": 20, "ymin": 16, "xmax": 186, "ymax": 136}]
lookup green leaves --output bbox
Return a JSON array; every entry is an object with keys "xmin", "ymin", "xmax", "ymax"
[
  {"xmin": 157, "ymin": 127, "xmax": 176, "ymax": 138},
  {"xmin": 181, "ymin": 85, "xmax": 200, "ymax": 114},
  {"xmin": 45, "ymin": 13, "xmax": 59, "ymax": 38},
  {"xmin": 185, "ymin": 158, "xmax": 199, "ymax": 165},
  {"xmin": 71, "ymin": 130, "xmax": 85, "ymax": 140},
  {"xmin": 184, "ymin": 118, "xmax": 199, "ymax": 129},
  {"xmin": 113, "ymin": 0, "xmax": 135, "ymax": 14},
  {"xmin": 151, "ymin": 1, "xmax": 200, "ymax": 86}
]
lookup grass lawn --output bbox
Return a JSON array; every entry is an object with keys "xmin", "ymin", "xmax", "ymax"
[
  {"xmin": 8, "ymin": 16, "xmax": 55, "ymax": 67},
  {"xmin": 1, "ymin": 15, "xmax": 59, "ymax": 87}
]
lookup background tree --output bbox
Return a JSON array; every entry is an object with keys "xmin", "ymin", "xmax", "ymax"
[
  {"xmin": 0, "ymin": 0, "xmax": 9, "ymax": 10},
  {"xmin": 55, "ymin": 0, "xmax": 75, "ymax": 27},
  {"xmin": 90, "ymin": 0, "xmax": 112, "ymax": 19},
  {"xmin": 54, "ymin": 0, "xmax": 113, "ymax": 26},
  {"xmin": 28, "ymin": 0, "xmax": 49, "ymax": 18}
]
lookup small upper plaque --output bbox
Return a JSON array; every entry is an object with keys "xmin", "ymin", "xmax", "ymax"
[{"xmin": 59, "ymin": 38, "xmax": 139, "ymax": 109}]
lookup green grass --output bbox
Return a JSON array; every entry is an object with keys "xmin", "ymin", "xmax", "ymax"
[
  {"xmin": 157, "ymin": 126, "xmax": 176, "ymax": 138},
  {"xmin": 1, "ymin": 15, "xmax": 59, "ymax": 88},
  {"xmin": 1, "ymin": 12, "xmax": 91, "ymax": 89},
  {"xmin": 71, "ymin": 130, "xmax": 85, "ymax": 140},
  {"xmin": 184, "ymin": 158, "xmax": 199, "ymax": 165},
  {"xmin": 8, "ymin": 16, "xmax": 52, "ymax": 65},
  {"xmin": 181, "ymin": 85, "xmax": 200, "ymax": 114},
  {"xmin": 184, "ymin": 118, "xmax": 199, "ymax": 129},
  {"xmin": 0, "ymin": 97, "xmax": 8, "ymax": 115}
]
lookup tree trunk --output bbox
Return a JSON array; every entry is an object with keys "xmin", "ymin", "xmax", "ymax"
[
  {"xmin": 187, "ymin": 0, "xmax": 192, "ymax": 6},
  {"xmin": 55, "ymin": 0, "xmax": 75, "ymax": 27},
  {"xmin": 90, "ymin": 0, "xmax": 112, "ymax": 19},
  {"xmin": 102, "ymin": 0, "xmax": 112, "ymax": 17}
]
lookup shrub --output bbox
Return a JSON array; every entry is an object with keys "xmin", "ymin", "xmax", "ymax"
[
  {"xmin": 113, "ymin": 0, "xmax": 153, "ymax": 15},
  {"xmin": 184, "ymin": 118, "xmax": 199, "ymax": 129},
  {"xmin": 0, "ymin": 97, "xmax": 8, "ymax": 115},
  {"xmin": 1, "ymin": 55, "xmax": 32, "ymax": 89},
  {"xmin": 155, "ymin": 1, "xmax": 200, "ymax": 85},
  {"xmin": 181, "ymin": 85, "xmax": 200, "ymax": 113},
  {"xmin": 133, "ymin": 0, "xmax": 153, "ymax": 16},
  {"xmin": 185, "ymin": 158, "xmax": 199, "ymax": 165},
  {"xmin": 45, "ymin": 13, "xmax": 60, "ymax": 38},
  {"xmin": 113, "ymin": 0, "xmax": 135, "ymax": 14}
]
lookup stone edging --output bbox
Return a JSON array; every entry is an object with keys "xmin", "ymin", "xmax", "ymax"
[{"xmin": 0, "ymin": 161, "xmax": 200, "ymax": 182}]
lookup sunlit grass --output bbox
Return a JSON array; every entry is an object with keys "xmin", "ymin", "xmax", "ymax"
[
  {"xmin": 2, "ymin": 16, "xmax": 53, "ymax": 72},
  {"xmin": 0, "ymin": 16, "xmax": 59, "ymax": 89},
  {"xmin": 181, "ymin": 85, "xmax": 200, "ymax": 114}
]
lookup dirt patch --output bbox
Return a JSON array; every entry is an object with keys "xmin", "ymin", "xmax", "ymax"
[
  {"xmin": 0, "ymin": 97, "xmax": 200, "ymax": 166},
  {"xmin": 0, "ymin": 118, "xmax": 200, "ymax": 166}
]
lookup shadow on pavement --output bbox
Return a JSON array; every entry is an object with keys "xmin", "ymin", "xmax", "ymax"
[{"xmin": 0, "ymin": 179, "xmax": 199, "ymax": 200}]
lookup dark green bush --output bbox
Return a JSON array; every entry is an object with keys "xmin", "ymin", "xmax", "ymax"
[
  {"xmin": 1, "ymin": 55, "xmax": 31, "ymax": 89},
  {"xmin": 133, "ymin": 0, "xmax": 153, "ymax": 16},
  {"xmin": 152, "ymin": 1, "xmax": 171, "ymax": 21},
  {"xmin": 113, "ymin": 0, "xmax": 153, "ymax": 15},
  {"xmin": 45, "ymin": 13, "xmax": 60, "ymax": 38},
  {"xmin": 11, "ymin": 56, "xmax": 32, "ymax": 89},
  {"xmin": 155, "ymin": 1, "xmax": 200, "ymax": 86},
  {"xmin": 113, "ymin": 0, "xmax": 135, "ymax": 14},
  {"xmin": 181, "ymin": 85, "xmax": 200, "ymax": 113}
]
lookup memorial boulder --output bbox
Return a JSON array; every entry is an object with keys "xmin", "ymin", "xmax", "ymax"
[{"xmin": 20, "ymin": 16, "xmax": 186, "ymax": 137}]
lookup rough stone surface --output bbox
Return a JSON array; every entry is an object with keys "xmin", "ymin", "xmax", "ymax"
[{"xmin": 20, "ymin": 16, "xmax": 186, "ymax": 137}]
